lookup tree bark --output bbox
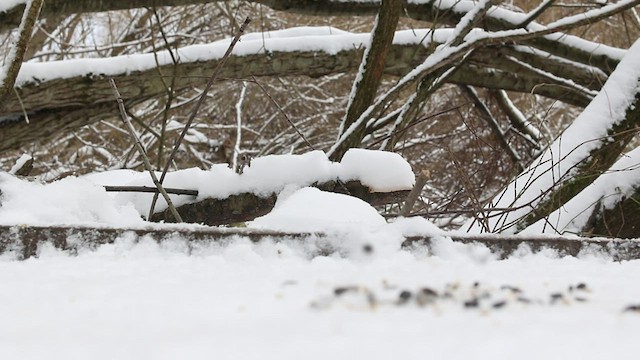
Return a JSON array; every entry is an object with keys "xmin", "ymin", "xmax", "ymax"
[
  {"xmin": 0, "ymin": 43, "xmax": 595, "ymax": 152},
  {"xmin": 517, "ymin": 89, "xmax": 640, "ymax": 230},
  {"xmin": 0, "ymin": 0, "xmax": 44, "ymax": 101},
  {"xmin": 150, "ymin": 180, "xmax": 410, "ymax": 225},
  {"xmin": 1, "ymin": 0, "xmax": 629, "ymax": 74},
  {"xmin": 330, "ymin": 0, "xmax": 401, "ymax": 161},
  {"xmin": 584, "ymin": 187, "xmax": 640, "ymax": 238},
  {"xmin": 2, "ymin": 224, "xmax": 639, "ymax": 260}
]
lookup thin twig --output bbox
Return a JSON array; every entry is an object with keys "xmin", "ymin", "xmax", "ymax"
[
  {"xmin": 13, "ymin": 88, "xmax": 30, "ymax": 124},
  {"xmin": 104, "ymin": 185, "xmax": 198, "ymax": 196},
  {"xmin": 517, "ymin": 0, "xmax": 555, "ymax": 28},
  {"xmin": 251, "ymin": 75, "xmax": 315, "ymax": 150},
  {"xmin": 109, "ymin": 78, "xmax": 183, "ymax": 222},
  {"xmin": 148, "ymin": 16, "xmax": 251, "ymax": 218}
]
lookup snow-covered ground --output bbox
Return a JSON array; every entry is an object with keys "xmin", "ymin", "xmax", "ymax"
[
  {"xmin": 2, "ymin": 231, "xmax": 640, "ymax": 360},
  {"xmin": 1, "ymin": 150, "xmax": 639, "ymax": 359}
]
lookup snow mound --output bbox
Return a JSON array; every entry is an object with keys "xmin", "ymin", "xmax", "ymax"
[
  {"xmin": 339, "ymin": 148, "xmax": 415, "ymax": 192},
  {"xmin": 250, "ymin": 187, "xmax": 386, "ymax": 233},
  {"xmin": 86, "ymin": 149, "xmax": 415, "ymax": 215},
  {"xmin": 0, "ymin": 173, "xmax": 142, "ymax": 226},
  {"xmin": 0, "ymin": 150, "xmax": 413, "ymax": 226}
]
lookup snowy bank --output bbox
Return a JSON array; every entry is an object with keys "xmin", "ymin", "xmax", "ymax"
[
  {"xmin": 0, "ymin": 149, "xmax": 414, "ymax": 226},
  {"xmin": 1, "ymin": 228, "xmax": 640, "ymax": 360}
]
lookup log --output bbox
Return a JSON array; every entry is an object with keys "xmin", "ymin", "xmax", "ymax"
[
  {"xmin": 0, "ymin": 44, "xmax": 595, "ymax": 152},
  {"xmin": 0, "ymin": 0, "xmax": 624, "ymax": 73},
  {"xmin": 2, "ymin": 224, "xmax": 639, "ymax": 260},
  {"xmin": 150, "ymin": 180, "xmax": 410, "ymax": 225},
  {"xmin": 0, "ymin": 224, "xmax": 322, "ymax": 260},
  {"xmin": 585, "ymin": 187, "xmax": 640, "ymax": 238},
  {"xmin": 403, "ymin": 234, "xmax": 640, "ymax": 261}
]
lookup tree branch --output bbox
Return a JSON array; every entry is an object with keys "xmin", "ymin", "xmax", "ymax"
[{"xmin": 0, "ymin": 0, "xmax": 44, "ymax": 101}]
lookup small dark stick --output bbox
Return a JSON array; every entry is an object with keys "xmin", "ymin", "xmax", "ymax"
[
  {"xmin": 400, "ymin": 169, "xmax": 430, "ymax": 217},
  {"xmin": 104, "ymin": 186, "xmax": 198, "ymax": 196}
]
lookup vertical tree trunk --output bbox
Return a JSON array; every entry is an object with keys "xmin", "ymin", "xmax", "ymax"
[
  {"xmin": 329, "ymin": 0, "xmax": 401, "ymax": 161},
  {"xmin": 0, "ymin": 0, "xmax": 44, "ymax": 101}
]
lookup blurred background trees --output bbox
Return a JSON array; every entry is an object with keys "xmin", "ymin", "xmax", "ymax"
[{"xmin": 1, "ymin": 0, "xmax": 638, "ymax": 233}]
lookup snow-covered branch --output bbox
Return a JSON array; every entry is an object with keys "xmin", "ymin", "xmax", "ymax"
[
  {"xmin": 469, "ymin": 38, "xmax": 640, "ymax": 234},
  {"xmin": 0, "ymin": 0, "xmax": 629, "ymax": 73},
  {"xmin": 0, "ymin": 28, "xmax": 598, "ymax": 152}
]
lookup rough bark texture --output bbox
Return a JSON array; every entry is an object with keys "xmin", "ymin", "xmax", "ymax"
[
  {"xmin": 518, "ymin": 89, "xmax": 640, "ymax": 231},
  {"xmin": 0, "ymin": 0, "xmax": 43, "ymax": 100},
  {"xmin": 585, "ymin": 188, "xmax": 640, "ymax": 238},
  {"xmin": 150, "ymin": 180, "xmax": 410, "ymax": 225},
  {"xmin": 0, "ymin": 224, "xmax": 323, "ymax": 260},
  {"xmin": 0, "ymin": 0, "xmax": 626, "ymax": 74},
  {"xmin": 403, "ymin": 234, "xmax": 640, "ymax": 261},
  {"xmin": 0, "ymin": 44, "xmax": 596, "ymax": 152},
  {"xmin": 330, "ymin": 0, "xmax": 401, "ymax": 161},
  {"xmin": 2, "ymin": 224, "xmax": 639, "ymax": 260}
]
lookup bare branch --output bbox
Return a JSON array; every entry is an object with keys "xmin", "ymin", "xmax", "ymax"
[
  {"xmin": 148, "ymin": 16, "xmax": 251, "ymax": 217},
  {"xmin": 109, "ymin": 78, "xmax": 184, "ymax": 222}
]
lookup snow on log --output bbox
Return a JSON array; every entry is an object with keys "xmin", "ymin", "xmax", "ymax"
[
  {"xmin": 0, "ymin": 0, "xmax": 625, "ymax": 73},
  {"xmin": 150, "ymin": 180, "xmax": 410, "ymax": 225},
  {"xmin": 402, "ymin": 234, "xmax": 640, "ymax": 262},
  {"xmin": 0, "ymin": 150, "xmax": 414, "ymax": 226},
  {"xmin": 1, "ymin": 224, "xmax": 639, "ymax": 260},
  {"xmin": 0, "ymin": 28, "xmax": 599, "ymax": 152},
  {"xmin": 522, "ymin": 147, "xmax": 640, "ymax": 238},
  {"xmin": 96, "ymin": 149, "xmax": 415, "ymax": 225},
  {"xmin": 469, "ymin": 38, "xmax": 640, "ymax": 234},
  {"xmin": 0, "ymin": 224, "xmax": 323, "ymax": 260}
]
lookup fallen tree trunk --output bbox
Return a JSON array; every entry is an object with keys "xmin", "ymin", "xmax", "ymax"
[
  {"xmin": 150, "ymin": 180, "xmax": 410, "ymax": 225},
  {"xmin": 585, "ymin": 187, "xmax": 640, "ymax": 238},
  {"xmin": 0, "ymin": 42, "xmax": 597, "ymax": 152},
  {"xmin": 0, "ymin": 0, "xmax": 625, "ymax": 73},
  {"xmin": 2, "ymin": 224, "xmax": 638, "ymax": 260},
  {"xmin": 516, "ymin": 68, "xmax": 640, "ymax": 231}
]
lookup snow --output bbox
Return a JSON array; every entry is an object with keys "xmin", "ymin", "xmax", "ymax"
[
  {"xmin": 523, "ymin": 147, "xmax": 640, "ymax": 235},
  {"xmin": 89, "ymin": 149, "xmax": 414, "ymax": 216},
  {"xmin": 468, "ymin": 38, "xmax": 640, "ymax": 233},
  {"xmin": 250, "ymin": 187, "xmax": 387, "ymax": 233},
  {"xmin": 1, "ymin": 230, "xmax": 640, "ymax": 359},
  {"xmin": 1, "ymin": 172, "xmax": 639, "ymax": 359},
  {"xmin": 3, "ymin": 2, "xmax": 640, "ymax": 357},
  {"xmin": 1, "ymin": 150, "xmax": 414, "ymax": 224},
  {"xmin": 8, "ymin": 153, "xmax": 32, "ymax": 175},
  {"xmin": 0, "ymin": 0, "xmax": 26, "ymax": 13},
  {"xmin": 1, "ymin": 151, "xmax": 640, "ymax": 358},
  {"xmin": 339, "ymin": 148, "xmax": 414, "ymax": 192},
  {"xmin": 0, "ymin": 172, "xmax": 143, "ymax": 226},
  {"xmin": 14, "ymin": 28, "xmax": 448, "ymax": 87}
]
